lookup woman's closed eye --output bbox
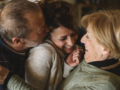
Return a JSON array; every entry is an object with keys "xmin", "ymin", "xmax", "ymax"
[
  {"xmin": 60, "ymin": 37, "xmax": 67, "ymax": 41},
  {"xmin": 71, "ymin": 32, "xmax": 76, "ymax": 36}
]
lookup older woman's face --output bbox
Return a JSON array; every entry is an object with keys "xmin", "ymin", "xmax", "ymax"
[
  {"xmin": 81, "ymin": 24, "xmax": 107, "ymax": 63},
  {"xmin": 50, "ymin": 26, "xmax": 78, "ymax": 54}
]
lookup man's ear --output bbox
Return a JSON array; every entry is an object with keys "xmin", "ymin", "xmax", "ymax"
[{"xmin": 12, "ymin": 37, "xmax": 25, "ymax": 46}]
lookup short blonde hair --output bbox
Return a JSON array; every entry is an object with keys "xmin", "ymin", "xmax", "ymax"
[{"xmin": 81, "ymin": 10, "xmax": 120, "ymax": 59}]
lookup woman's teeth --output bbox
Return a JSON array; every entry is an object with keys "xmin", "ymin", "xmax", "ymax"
[
  {"xmin": 65, "ymin": 46, "xmax": 72, "ymax": 49},
  {"xmin": 85, "ymin": 47, "xmax": 88, "ymax": 50}
]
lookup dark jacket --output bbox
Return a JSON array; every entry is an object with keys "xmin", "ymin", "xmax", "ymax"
[{"xmin": 0, "ymin": 37, "xmax": 27, "ymax": 90}]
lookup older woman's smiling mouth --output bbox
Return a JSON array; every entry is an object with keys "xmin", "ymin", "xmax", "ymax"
[{"xmin": 85, "ymin": 47, "xmax": 88, "ymax": 53}]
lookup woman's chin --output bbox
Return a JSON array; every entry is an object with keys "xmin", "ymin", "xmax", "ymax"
[
  {"xmin": 84, "ymin": 55, "xmax": 91, "ymax": 63},
  {"xmin": 64, "ymin": 47, "xmax": 74, "ymax": 53},
  {"xmin": 64, "ymin": 50, "xmax": 73, "ymax": 54},
  {"xmin": 84, "ymin": 54, "xmax": 88, "ymax": 59},
  {"xmin": 84, "ymin": 58, "xmax": 91, "ymax": 63}
]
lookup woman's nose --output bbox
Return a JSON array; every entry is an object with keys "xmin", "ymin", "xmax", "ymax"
[
  {"xmin": 81, "ymin": 34, "xmax": 86, "ymax": 44},
  {"xmin": 67, "ymin": 37, "xmax": 74, "ymax": 46}
]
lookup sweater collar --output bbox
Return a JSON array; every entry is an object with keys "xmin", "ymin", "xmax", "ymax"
[
  {"xmin": 88, "ymin": 58, "xmax": 119, "ymax": 68},
  {"xmin": 0, "ymin": 37, "xmax": 26, "ymax": 57},
  {"xmin": 45, "ymin": 39, "xmax": 66, "ymax": 58}
]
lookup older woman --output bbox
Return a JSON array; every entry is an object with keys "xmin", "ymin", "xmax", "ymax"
[{"xmin": 58, "ymin": 10, "xmax": 120, "ymax": 90}]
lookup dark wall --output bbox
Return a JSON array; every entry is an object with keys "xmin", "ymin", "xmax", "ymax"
[{"xmin": 107, "ymin": 0, "xmax": 120, "ymax": 9}]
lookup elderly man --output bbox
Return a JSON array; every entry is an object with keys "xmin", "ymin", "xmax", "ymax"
[{"xmin": 0, "ymin": 0, "xmax": 49, "ymax": 89}]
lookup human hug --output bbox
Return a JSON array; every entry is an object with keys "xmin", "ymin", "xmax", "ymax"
[{"xmin": 0, "ymin": 0, "xmax": 120, "ymax": 90}]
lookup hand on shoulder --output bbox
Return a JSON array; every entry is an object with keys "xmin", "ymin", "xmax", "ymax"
[{"xmin": 0, "ymin": 65, "xmax": 10, "ymax": 84}]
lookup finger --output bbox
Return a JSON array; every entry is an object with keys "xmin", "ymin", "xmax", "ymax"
[
  {"xmin": 67, "ymin": 50, "xmax": 75, "ymax": 58},
  {"xmin": 73, "ymin": 57, "xmax": 81, "ymax": 62},
  {"xmin": 73, "ymin": 51, "xmax": 81, "ymax": 56},
  {"xmin": 76, "ymin": 49, "xmax": 84, "ymax": 55},
  {"xmin": 73, "ymin": 54, "xmax": 80, "ymax": 59},
  {"xmin": 76, "ymin": 48, "xmax": 84, "ymax": 51},
  {"xmin": 73, "ymin": 58, "xmax": 80, "ymax": 64},
  {"xmin": 73, "ymin": 53, "xmax": 81, "ymax": 60},
  {"xmin": 73, "ymin": 55, "xmax": 80, "ymax": 61},
  {"xmin": 75, "ymin": 49, "xmax": 84, "ymax": 53},
  {"xmin": 73, "ymin": 50, "xmax": 80, "ymax": 54}
]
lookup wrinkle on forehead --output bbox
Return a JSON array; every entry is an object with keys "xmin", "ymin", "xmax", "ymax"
[{"xmin": 24, "ymin": 10, "xmax": 45, "ymax": 26}]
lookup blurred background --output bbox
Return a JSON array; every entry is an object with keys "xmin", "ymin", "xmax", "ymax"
[{"xmin": 0, "ymin": 0, "xmax": 120, "ymax": 26}]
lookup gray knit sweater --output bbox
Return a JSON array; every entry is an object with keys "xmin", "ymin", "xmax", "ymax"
[
  {"xmin": 25, "ymin": 39, "xmax": 65, "ymax": 90},
  {"xmin": 6, "ymin": 40, "xmax": 77, "ymax": 90}
]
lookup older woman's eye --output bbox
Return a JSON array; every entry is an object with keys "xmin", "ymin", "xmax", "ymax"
[{"xmin": 86, "ymin": 35, "xmax": 89, "ymax": 38}]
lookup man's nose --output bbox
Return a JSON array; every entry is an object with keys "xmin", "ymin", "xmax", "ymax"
[{"xmin": 45, "ymin": 25, "xmax": 49, "ymax": 33}]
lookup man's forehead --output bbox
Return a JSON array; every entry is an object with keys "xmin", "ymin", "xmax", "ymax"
[
  {"xmin": 24, "ymin": 11, "xmax": 44, "ymax": 25},
  {"xmin": 24, "ymin": 10, "xmax": 41, "ymax": 17}
]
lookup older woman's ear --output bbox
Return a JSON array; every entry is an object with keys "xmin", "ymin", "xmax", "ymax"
[{"xmin": 102, "ymin": 48, "xmax": 110, "ymax": 55}]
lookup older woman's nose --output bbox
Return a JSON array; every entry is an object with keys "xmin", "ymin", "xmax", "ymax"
[{"xmin": 81, "ymin": 35, "xmax": 86, "ymax": 44}]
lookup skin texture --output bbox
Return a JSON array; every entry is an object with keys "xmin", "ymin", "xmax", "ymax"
[
  {"xmin": 0, "ymin": 2, "xmax": 49, "ymax": 53},
  {"xmin": 24, "ymin": 12, "xmax": 49, "ymax": 47},
  {"xmin": 9, "ymin": 12, "xmax": 49, "ymax": 53},
  {"xmin": 50, "ymin": 26, "xmax": 83, "ymax": 67},
  {"xmin": 81, "ymin": 24, "xmax": 109, "ymax": 63},
  {"xmin": 50, "ymin": 26, "xmax": 78, "ymax": 54}
]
